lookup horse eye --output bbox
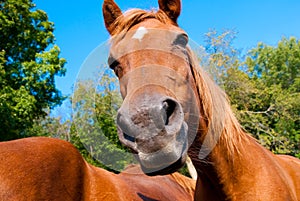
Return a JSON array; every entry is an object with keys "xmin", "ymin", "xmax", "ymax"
[
  {"xmin": 173, "ymin": 34, "xmax": 188, "ymax": 47},
  {"xmin": 108, "ymin": 55, "xmax": 119, "ymax": 70}
]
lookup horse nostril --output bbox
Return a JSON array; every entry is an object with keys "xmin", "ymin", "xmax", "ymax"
[
  {"xmin": 162, "ymin": 99, "xmax": 177, "ymax": 125},
  {"xmin": 123, "ymin": 133, "xmax": 136, "ymax": 143}
]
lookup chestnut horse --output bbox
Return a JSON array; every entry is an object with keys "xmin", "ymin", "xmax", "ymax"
[
  {"xmin": 0, "ymin": 137, "xmax": 195, "ymax": 201},
  {"xmin": 102, "ymin": 0, "xmax": 300, "ymax": 200}
]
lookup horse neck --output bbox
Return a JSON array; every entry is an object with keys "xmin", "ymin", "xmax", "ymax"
[
  {"xmin": 190, "ymin": 119, "xmax": 267, "ymax": 200},
  {"xmin": 187, "ymin": 59, "xmax": 255, "ymax": 197},
  {"xmin": 189, "ymin": 119, "xmax": 249, "ymax": 196},
  {"xmin": 188, "ymin": 60, "xmax": 299, "ymax": 200},
  {"xmin": 190, "ymin": 111, "xmax": 299, "ymax": 201}
]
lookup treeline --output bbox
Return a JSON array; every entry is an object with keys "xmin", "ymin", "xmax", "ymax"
[
  {"xmin": 1, "ymin": 0, "xmax": 299, "ymax": 173},
  {"xmin": 203, "ymin": 30, "xmax": 299, "ymax": 157}
]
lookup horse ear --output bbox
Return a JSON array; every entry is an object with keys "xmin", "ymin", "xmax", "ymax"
[
  {"xmin": 102, "ymin": 0, "xmax": 122, "ymax": 34},
  {"xmin": 158, "ymin": 0, "xmax": 181, "ymax": 23}
]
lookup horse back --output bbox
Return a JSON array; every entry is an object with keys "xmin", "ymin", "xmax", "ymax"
[
  {"xmin": 0, "ymin": 137, "xmax": 86, "ymax": 201},
  {"xmin": 119, "ymin": 168, "xmax": 195, "ymax": 201}
]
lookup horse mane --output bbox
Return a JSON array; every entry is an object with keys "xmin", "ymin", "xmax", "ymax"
[
  {"xmin": 187, "ymin": 48, "xmax": 250, "ymax": 158},
  {"xmin": 110, "ymin": 8, "xmax": 176, "ymax": 36}
]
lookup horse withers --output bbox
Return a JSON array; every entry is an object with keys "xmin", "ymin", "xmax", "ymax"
[{"xmin": 103, "ymin": 0, "xmax": 300, "ymax": 200}]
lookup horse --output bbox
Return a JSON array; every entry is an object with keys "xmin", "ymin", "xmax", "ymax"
[
  {"xmin": 0, "ymin": 137, "xmax": 195, "ymax": 201},
  {"xmin": 102, "ymin": 0, "xmax": 300, "ymax": 200}
]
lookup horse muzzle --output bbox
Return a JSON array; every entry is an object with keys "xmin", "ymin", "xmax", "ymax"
[{"xmin": 116, "ymin": 89, "xmax": 188, "ymax": 174}]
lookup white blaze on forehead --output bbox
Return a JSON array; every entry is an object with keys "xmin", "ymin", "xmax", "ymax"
[{"xmin": 132, "ymin": 27, "xmax": 148, "ymax": 42}]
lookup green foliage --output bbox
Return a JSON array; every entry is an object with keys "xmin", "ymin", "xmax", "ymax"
[
  {"xmin": 24, "ymin": 114, "xmax": 71, "ymax": 139},
  {"xmin": 0, "ymin": 0, "xmax": 66, "ymax": 140},
  {"xmin": 95, "ymin": 73, "xmax": 124, "ymax": 150},
  {"xmin": 245, "ymin": 37, "xmax": 300, "ymax": 157},
  {"xmin": 71, "ymin": 71, "xmax": 135, "ymax": 172},
  {"xmin": 69, "ymin": 122, "xmax": 106, "ymax": 169},
  {"xmin": 203, "ymin": 31, "xmax": 299, "ymax": 158},
  {"xmin": 203, "ymin": 29, "xmax": 241, "ymax": 84}
]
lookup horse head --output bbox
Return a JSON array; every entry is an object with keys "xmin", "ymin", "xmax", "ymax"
[{"xmin": 103, "ymin": 0, "xmax": 202, "ymax": 175}]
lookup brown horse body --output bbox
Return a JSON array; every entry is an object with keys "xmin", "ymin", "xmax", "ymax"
[
  {"xmin": 103, "ymin": 0, "xmax": 300, "ymax": 200},
  {"xmin": 0, "ymin": 137, "xmax": 195, "ymax": 201}
]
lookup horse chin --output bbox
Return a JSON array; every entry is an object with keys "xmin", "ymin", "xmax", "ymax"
[
  {"xmin": 142, "ymin": 155, "xmax": 187, "ymax": 176},
  {"xmin": 137, "ymin": 130, "xmax": 188, "ymax": 176}
]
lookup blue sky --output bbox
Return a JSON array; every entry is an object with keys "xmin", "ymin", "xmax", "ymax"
[{"xmin": 34, "ymin": 0, "xmax": 300, "ymax": 111}]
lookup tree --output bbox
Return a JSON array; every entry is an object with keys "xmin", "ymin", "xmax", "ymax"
[
  {"xmin": 94, "ymin": 71, "xmax": 125, "ymax": 150},
  {"xmin": 203, "ymin": 29, "xmax": 242, "ymax": 85},
  {"xmin": 24, "ymin": 114, "xmax": 71, "ymax": 139},
  {"xmin": 245, "ymin": 37, "xmax": 300, "ymax": 157},
  {"xmin": 202, "ymin": 31, "xmax": 299, "ymax": 158},
  {"xmin": 0, "ymin": 0, "xmax": 66, "ymax": 140},
  {"xmin": 71, "ymin": 69, "xmax": 135, "ymax": 172}
]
